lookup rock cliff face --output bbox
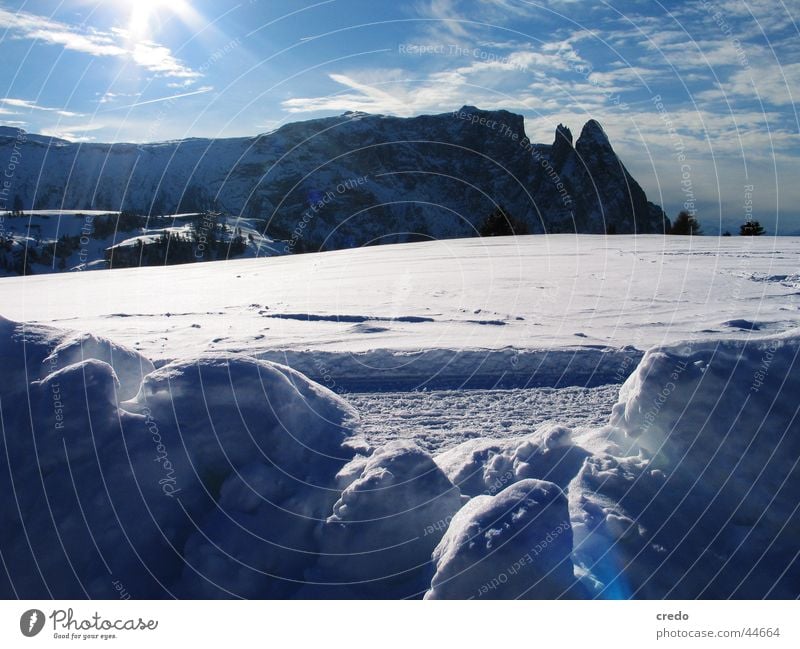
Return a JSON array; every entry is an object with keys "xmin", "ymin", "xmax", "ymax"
[
  {"xmin": 0, "ymin": 107, "xmax": 668, "ymax": 251},
  {"xmin": 529, "ymin": 118, "xmax": 668, "ymax": 234}
]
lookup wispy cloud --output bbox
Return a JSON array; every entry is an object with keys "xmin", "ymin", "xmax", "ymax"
[
  {"xmin": 417, "ymin": 0, "xmax": 471, "ymax": 38},
  {"xmin": 282, "ymin": 43, "xmax": 584, "ymax": 116},
  {"xmin": 0, "ymin": 97, "xmax": 82, "ymax": 117},
  {"xmin": 0, "ymin": 7, "xmax": 200, "ymax": 79},
  {"xmin": 728, "ymin": 62, "xmax": 800, "ymax": 106},
  {"xmin": 39, "ymin": 122, "xmax": 104, "ymax": 142}
]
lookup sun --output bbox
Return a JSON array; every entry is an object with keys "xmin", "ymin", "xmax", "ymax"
[{"xmin": 127, "ymin": 0, "xmax": 192, "ymax": 38}]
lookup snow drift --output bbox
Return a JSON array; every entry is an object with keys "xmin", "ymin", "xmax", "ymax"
[
  {"xmin": 0, "ymin": 316, "xmax": 363, "ymax": 598},
  {"xmin": 575, "ymin": 333, "xmax": 800, "ymax": 598},
  {"xmin": 425, "ymin": 479, "xmax": 582, "ymax": 599},
  {"xmin": 303, "ymin": 441, "xmax": 463, "ymax": 598},
  {"xmin": 0, "ymin": 314, "xmax": 798, "ymax": 598}
]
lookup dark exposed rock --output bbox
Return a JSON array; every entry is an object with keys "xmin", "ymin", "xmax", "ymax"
[{"xmin": 0, "ymin": 107, "xmax": 668, "ymax": 250}]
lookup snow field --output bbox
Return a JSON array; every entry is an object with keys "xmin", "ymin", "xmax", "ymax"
[{"xmin": 0, "ymin": 235, "xmax": 797, "ymax": 364}]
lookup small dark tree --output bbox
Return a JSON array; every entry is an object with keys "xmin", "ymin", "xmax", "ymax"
[
  {"xmin": 739, "ymin": 220, "xmax": 765, "ymax": 236},
  {"xmin": 722, "ymin": 231, "xmax": 732, "ymax": 237},
  {"xmin": 13, "ymin": 245, "xmax": 36, "ymax": 275},
  {"xmin": 669, "ymin": 210, "xmax": 701, "ymax": 235},
  {"xmin": 478, "ymin": 206, "xmax": 529, "ymax": 237},
  {"xmin": 12, "ymin": 194, "xmax": 24, "ymax": 216}
]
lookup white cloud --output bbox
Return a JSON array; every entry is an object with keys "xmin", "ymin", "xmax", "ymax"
[
  {"xmin": 38, "ymin": 122, "xmax": 104, "ymax": 142},
  {"xmin": 0, "ymin": 7, "xmax": 199, "ymax": 80},
  {"xmin": 283, "ymin": 42, "xmax": 593, "ymax": 116},
  {"xmin": 416, "ymin": 0, "xmax": 472, "ymax": 39},
  {"xmin": 0, "ymin": 98, "xmax": 83, "ymax": 117},
  {"xmin": 728, "ymin": 62, "xmax": 800, "ymax": 106},
  {"xmin": 282, "ymin": 65, "xmax": 548, "ymax": 116},
  {"xmin": 283, "ymin": 72, "xmax": 418, "ymax": 116},
  {"xmin": 38, "ymin": 130, "xmax": 95, "ymax": 142},
  {"xmin": 130, "ymin": 40, "xmax": 200, "ymax": 79}
]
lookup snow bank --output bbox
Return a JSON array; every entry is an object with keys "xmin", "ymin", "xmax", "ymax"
[
  {"xmin": 44, "ymin": 332, "xmax": 154, "ymax": 400},
  {"xmin": 429, "ymin": 332, "xmax": 800, "ymax": 598},
  {"xmin": 304, "ymin": 441, "xmax": 463, "ymax": 598},
  {"xmin": 2, "ymin": 312, "xmax": 798, "ymax": 599},
  {"xmin": 125, "ymin": 355, "xmax": 362, "ymax": 598},
  {"xmin": 0, "ymin": 316, "xmax": 363, "ymax": 598},
  {"xmin": 123, "ymin": 354, "xmax": 359, "ymax": 488},
  {"xmin": 435, "ymin": 425, "xmax": 590, "ymax": 497},
  {"xmin": 259, "ymin": 346, "xmax": 643, "ymax": 391},
  {"xmin": 569, "ymin": 331, "xmax": 800, "ymax": 598},
  {"xmin": 0, "ymin": 315, "xmax": 154, "ymax": 400},
  {"xmin": 425, "ymin": 479, "xmax": 582, "ymax": 599},
  {"xmin": 610, "ymin": 333, "xmax": 800, "ymax": 474}
]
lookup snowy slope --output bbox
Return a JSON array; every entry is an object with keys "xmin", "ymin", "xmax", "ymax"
[{"xmin": 0, "ymin": 234, "xmax": 796, "ymax": 388}]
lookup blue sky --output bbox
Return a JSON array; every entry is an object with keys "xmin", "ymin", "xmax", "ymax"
[{"xmin": 1, "ymin": 0, "xmax": 798, "ymax": 233}]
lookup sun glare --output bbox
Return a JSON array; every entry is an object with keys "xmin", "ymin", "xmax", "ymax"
[{"xmin": 127, "ymin": 0, "xmax": 193, "ymax": 38}]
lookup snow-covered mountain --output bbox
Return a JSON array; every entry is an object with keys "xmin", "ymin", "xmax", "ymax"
[{"xmin": 0, "ymin": 107, "xmax": 668, "ymax": 252}]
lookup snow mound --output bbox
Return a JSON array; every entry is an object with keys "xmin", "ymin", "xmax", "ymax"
[
  {"xmin": 610, "ymin": 332, "xmax": 800, "ymax": 483},
  {"xmin": 435, "ymin": 438, "xmax": 510, "ymax": 497},
  {"xmin": 569, "ymin": 331, "xmax": 800, "ymax": 598},
  {"xmin": 435, "ymin": 425, "xmax": 590, "ymax": 497},
  {"xmin": 305, "ymin": 441, "xmax": 463, "ymax": 598},
  {"xmin": 0, "ymin": 315, "xmax": 153, "ymax": 400},
  {"xmin": 0, "ymin": 317, "xmax": 363, "ymax": 598},
  {"xmin": 425, "ymin": 479, "xmax": 582, "ymax": 599},
  {"xmin": 44, "ymin": 332, "xmax": 154, "ymax": 400},
  {"xmin": 123, "ymin": 354, "xmax": 359, "ymax": 486}
]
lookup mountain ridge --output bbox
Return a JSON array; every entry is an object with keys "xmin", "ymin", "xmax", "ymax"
[{"xmin": 1, "ymin": 106, "xmax": 669, "ymax": 249}]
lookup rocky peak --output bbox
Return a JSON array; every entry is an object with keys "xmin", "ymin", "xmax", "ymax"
[
  {"xmin": 555, "ymin": 124, "xmax": 573, "ymax": 144},
  {"xmin": 550, "ymin": 123, "xmax": 574, "ymax": 170},
  {"xmin": 455, "ymin": 105, "xmax": 527, "ymax": 141},
  {"xmin": 576, "ymin": 119, "xmax": 612, "ymax": 152}
]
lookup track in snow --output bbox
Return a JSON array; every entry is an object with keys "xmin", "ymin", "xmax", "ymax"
[{"xmin": 350, "ymin": 384, "xmax": 620, "ymax": 454}]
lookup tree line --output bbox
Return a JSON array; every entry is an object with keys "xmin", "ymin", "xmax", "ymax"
[{"xmin": 476, "ymin": 206, "xmax": 767, "ymax": 237}]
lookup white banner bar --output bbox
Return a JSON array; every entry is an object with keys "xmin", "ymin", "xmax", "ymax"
[{"xmin": 1, "ymin": 600, "xmax": 797, "ymax": 647}]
